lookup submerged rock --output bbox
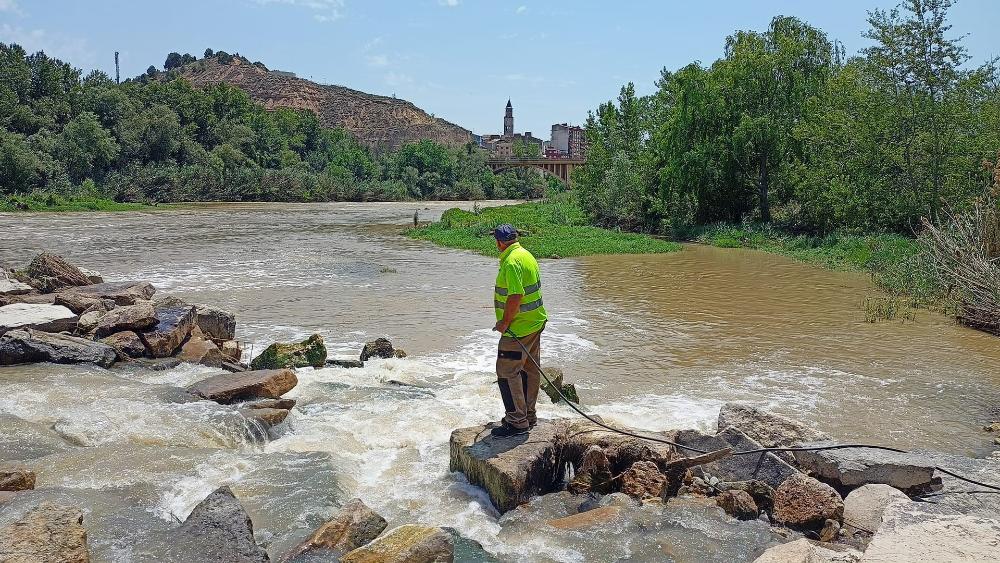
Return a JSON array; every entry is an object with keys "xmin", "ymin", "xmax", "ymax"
[
  {"xmin": 716, "ymin": 490, "xmax": 758, "ymax": 521},
  {"xmin": 251, "ymin": 334, "xmax": 327, "ymax": 370},
  {"xmin": 0, "ymin": 329, "xmax": 116, "ymax": 367},
  {"xmin": 327, "ymin": 357, "xmax": 365, "ymax": 368},
  {"xmin": 25, "ymin": 252, "xmax": 93, "ymax": 292},
  {"xmin": 240, "ymin": 407, "xmax": 291, "ymax": 427},
  {"xmin": 773, "ymin": 473, "xmax": 844, "ymax": 531},
  {"xmin": 359, "ymin": 337, "xmax": 395, "ymax": 362},
  {"xmin": 243, "ymin": 398, "xmax": 297, "ymax": 410},
  {"xmin": 187, "ymin": 369, "xmax": 298, "ymax": 404},
  {"xmin": 282, "ymin": 498, "xmax": 388, "ymax": 562},
  {"xmin": 0, "ymin": 502, "xmax": 91, "ymax": 563},
  {"xmin": 0, "ymin": 466, "xmax": 36, "ymax": 491},
  {"xmin": 140, "ymin": 299, "xmax": 196, "ymax": 358},
  {"xmin": 0, "ymin": 303, "xmax": 79, "ymax": 335},
  {"xmin": 793, "ymin": 443, "xmax": 937, "ymax": 494},
  {"xmin": 340, "ymin": 524, "xmax": 453, "ymax": 563},
  {"xmin": 548, "ymin": 505, "xmax": 623, "ymax": 530},
  {"xmin": 59, "ymin": 280, "xmax": 155, "ymax": 306},
  {"xmin": 136, "ymin": 486, "xmax": 268, "ymax": 563},
  {"xmin": 0, "ymin": 414, "xmax": 74, "ymax": 461}
]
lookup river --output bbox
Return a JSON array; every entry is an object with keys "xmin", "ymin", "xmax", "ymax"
[{"xmin": 1, "ymin": 202, "xmax": 998, "ymax": 562}]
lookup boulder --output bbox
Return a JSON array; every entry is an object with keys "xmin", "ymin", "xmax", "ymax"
[
  {"xmin": 53, "ymin": 293, "xmax": 104, "ymax": 314},
  {"xmin": 567, "ymin": 445, "xmax": 613, "ymax": 495},
  {"xmin": 78, "ymin": 268, "xmax": 103, "ymax": 284},
  {"xmin": 0, "ymin": 414, "xmax": 74, "ymax": 461},
  {"xmin": 449, "ymin": 421, "xmax": 565, "ymax": 513},
  {"xmin": 547, "ymin": 505, "xmax": 623, "ymax": 530},
  {"xmin": 100, "ymin": 331, "xmax": 147, "ymax": 359},
  {"xmin": 240, "ymin": 407, "xmax": 290, "ymax": 427},
  {"xmin": 243, "ymin": 398, "xmax": 296, "ymax": 410},
  {"xmin": 93, "ymin": 300, "xmax": 157, "ymax": 337},
  {"xmin": 540, "ymin": 367, "xmax": 580, "ymax": 404},
  {"xmin": 144, "ymin": 486, "xmax": 268, "ymax": 563},
  {"xmin": 140, "ymin": 300, "xmax": 195, "ymax": 358},
  {"xmin": 327, "ymin": 358, "xmax": 364, "ymax": 368},
  {"xmin": 0, "ymin": 277, "xmax": 32, "ymax": 296},
  {"xmin": 719, "ymin": 480, "xmax": 776, "ymax": 514},
  {"xmin": 793, "ymin": 443, "xmax": 937, "ymax": 494},
  {"xmin": 340, "ymin": 524, "xmax": 453, "ymax": 563},
  {"xmin": 717, "ymin": 403, "xmax": 830, "ymax": 462},
  {"xmin": 282, "ymin": 498, "xmax": 388, "ymax": 562},
  {"xmin": 222, "ymin": 361, "xmax": 248, "ymax": 373},
  {"xmin": 360, "ymin": 337, "xmax": 394, "ymax": 362},
  {"xmin": 251, "ymin": 334, "xmax": 327, "ymax": 370},
  {"xmin": 187, "ymin": 369, "xmax": 298, "ymax": 404},
  {"xmin": 860, "ymin": 498, "xmax": 1000, "ymax": 562},
  {"xmin": 178, "ymin": 336, "xmax": 224, "ymax": 368},
  {"xmin": 773, "ymin": 473, "xmax": 844, "ymax": 530},
  {"xmin": 819, "ymin": 518, "xmax": 841, "ymax": 542},
  {"xmin": 0, "ymin": 292, "xmax": 57, "ymax": 306},
  {"xmin": 620, "ymin": 460, "xmax": 666, "ymax": 499},
  {"xmin": 0, "ymin": 329, "xmax": 116, "ymax": 367},
  {"xmin": 195, "ymin": 304, "xmax": 236, "ymax": 341},
  {"xmin": 716, "ymin": 490, "xmax": 758, "ymax": 521},
  {"xmin": 220, "ymin": 340, "xmax": 242, "ymax": 362},
  {"xmin": 842, "ymin": 484, "xmax": 910, "ymax": 536},
  {"xmin": 0, "ymin": 303, "xmax": 78, "ymax": 335},
  {"xmin": 0, "ymin": 503, "xmax": 92, "ymax": 562},
  {"xmin": 675, "ymin": 427, "xmax": 799, "ymax": 489},
  {"xmin": 392, "ymin": 348, "xmax": 407, "ymax": 358},
  {"xmin": 25, "ymin": 252, "xmax": 92, "ymax": 292},
  {"xmin": 75, "ymin": 310, "xmax": 105, "ymax": 334},
  {"xmin": 0, "ymin": 466, "xmax": 36, "ymax": 491},
  {"xmin": 59, "ymin": 281, "xmax": 155, "ymax": 306},
  {"xmin": 753, "ymin": 538, "xmax": 862, "ymax": 563}
]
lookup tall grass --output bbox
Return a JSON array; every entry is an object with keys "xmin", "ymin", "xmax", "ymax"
[
  {"xmin": 407, "ymin": 197, "xmax": 681, "ymax": 257},
  {"xmin": 0, "ymin": 193, "xmax": 146, "ymax": 212}
]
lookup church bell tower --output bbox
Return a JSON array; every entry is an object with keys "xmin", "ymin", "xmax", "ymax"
[{"xmin": 503, "ymin": 99, "xmax": 514, "ymax": 138}]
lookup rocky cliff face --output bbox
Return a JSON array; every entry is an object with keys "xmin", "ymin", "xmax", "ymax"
[{"xmin": 177, "ymin": 58, "xmax": 471, "ymax": 150}]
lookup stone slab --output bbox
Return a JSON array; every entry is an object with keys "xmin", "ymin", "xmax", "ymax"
[{"xmin": 0, "ymin": 303, "xmax": 78, "ymax": 335}]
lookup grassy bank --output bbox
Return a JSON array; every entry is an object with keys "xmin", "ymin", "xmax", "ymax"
[
  {"xmin": 694, "ymin": 223, "xmax": 946, "ymax": 312},
  {"xmin": 0, "ymin": 193, "xmax": 147, "ymax": 212},
  {"xmin": 407, "ymin": 199, "xmax": 681, "ymax": 258}
]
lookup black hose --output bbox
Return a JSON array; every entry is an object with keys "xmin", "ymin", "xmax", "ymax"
[{"xmin": 503, "ymin": 331, "xmax": 1000, "ymax": 493}]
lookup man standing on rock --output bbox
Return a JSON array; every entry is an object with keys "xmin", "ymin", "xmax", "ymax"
[{"xmin": 491, "ymin": 224, "xmax": 547, "ymax": 437}]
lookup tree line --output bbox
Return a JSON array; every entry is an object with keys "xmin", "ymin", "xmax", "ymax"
[
  {"xmin": 0, "ymin": 45, "xmax": 545, "ymax": 204},
  {"xmin": 576, "ymin": 0, "xmax": 1000, "ymax": 236}
]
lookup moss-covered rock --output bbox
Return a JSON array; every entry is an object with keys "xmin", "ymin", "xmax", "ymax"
[
  {"xmin": 250, "ymin": 334, "xmax": 327, "ymax": 370},
  {"xmin": 540, "ymin": 366, "xmax": 580, "ymax": 404}
]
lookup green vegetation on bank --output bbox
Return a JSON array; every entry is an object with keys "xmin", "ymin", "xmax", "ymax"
[
  {"xmin": 407, "ymin": 197, "xmax": 681, "ymax": 258},
  {"xmin": 0, "ymin": 192, "xmax": 146, "ymax": 212},
  {"xmin": 0, "ymin": 46, "xmax": 542, "ymax": 209}
]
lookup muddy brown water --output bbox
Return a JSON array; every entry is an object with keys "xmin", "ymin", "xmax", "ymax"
[{"xmin": 1, "ymin": 202, "xmax": 998, "ymax": 562}]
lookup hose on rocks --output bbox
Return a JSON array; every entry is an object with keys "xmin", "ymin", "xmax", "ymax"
[{"xmin": 503, "ymin": 331, "xmax": 1000, "ymax": 493}]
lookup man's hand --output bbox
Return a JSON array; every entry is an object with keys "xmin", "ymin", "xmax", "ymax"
[
  {"xmin": 493, "ymin": 320, "xmax": 511, "ymax": 334},
  {"xmin": 493, "ymin": 293, "xmax": 522, "ymax": 335}
]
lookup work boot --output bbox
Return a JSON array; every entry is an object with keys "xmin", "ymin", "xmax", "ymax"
[{"xmin": 491, "ymin": 422, "xmax": 528, "ymax": 438}]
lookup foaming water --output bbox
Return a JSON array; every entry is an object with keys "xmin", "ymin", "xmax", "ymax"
[{"xmin": 2, "ymin": 202, "xmax": 1000, "ymax": 561}]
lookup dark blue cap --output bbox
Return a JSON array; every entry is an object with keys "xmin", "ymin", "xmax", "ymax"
[{"xmin": 493, "ymin": 224, "xmax": 518, "ymax": 242}]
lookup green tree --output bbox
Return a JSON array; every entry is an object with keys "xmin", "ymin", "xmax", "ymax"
[{"xmin": 55, "ymin": 112, "xmax": 120, "ymax": 181}]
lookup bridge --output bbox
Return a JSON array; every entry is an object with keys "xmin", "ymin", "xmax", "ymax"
[{"xmin": 487, "ymin": 157, "xmax": 585, "ymax": 187}]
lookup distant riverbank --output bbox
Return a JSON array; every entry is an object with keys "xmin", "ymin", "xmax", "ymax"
[{"xmin": 0, "ymin": 194, "xmax": 148, "ymax": 213}]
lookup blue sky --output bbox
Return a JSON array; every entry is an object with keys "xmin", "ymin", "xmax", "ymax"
[{"xmin": 2, "ymin": 0, "xmax": 998, "ymax": 138}]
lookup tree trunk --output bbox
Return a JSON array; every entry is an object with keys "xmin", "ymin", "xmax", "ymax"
[{"xmin": 758, "ymin": 153, "xmax": 771, "ymax": 223}]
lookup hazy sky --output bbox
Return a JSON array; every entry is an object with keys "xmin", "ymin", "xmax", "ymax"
[{"xmin": 2, "ymin": 0, "xmax": 998, "ymax": 138}]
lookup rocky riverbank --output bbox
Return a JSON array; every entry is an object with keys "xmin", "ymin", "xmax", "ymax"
[{"xmin": 450, "ymin": 403, "xmax": 1000, "ymax": 562}]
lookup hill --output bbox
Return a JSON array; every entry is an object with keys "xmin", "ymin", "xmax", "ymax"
[{"xmin": 176, "ymin": 56, "xmax": 471, "ymax": 150}]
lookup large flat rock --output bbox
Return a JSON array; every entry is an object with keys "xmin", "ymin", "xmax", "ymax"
[
  {"xmin": 0, "ymin": 328, "xmax": 116, "ymax": 367},
  {"xmin": 59, "ymin": 281, "xmax": 155, "ymax": 305},
  {"xmin": 793, "ymin": 442, "xmax": 937, "ymax": 494},
  {"xmin": 860, "ymin": 498, "xmax": 1000, "ymax": 562},
  {"xmin": 0, "ymin": 303, "xmax": 78, "ymax": 335},
  {"xmin": 187, "ymin": 369, "xmax": 298, "ymax": 404},
  {"xmin": 93, "ymin": 301, "xmax": 157, "ymax": 337},
  {"xmin": 717, "ymin": 402, "xmax": 830, "ymax": 448},
  {"xmin": 0, "ymin": 277, "xmax": 32, "ymax": 296},
  {"xmin": 675, "ymin": 427, "xmax": 799, "ymax": 489},
  {"xmin": 449, "ymin": 421, "xmax": 566, "ymax": 513}
]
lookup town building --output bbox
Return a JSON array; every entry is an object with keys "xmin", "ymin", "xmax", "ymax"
[{"xmin": 550, "ymin": 123, "xmax": 588, "ymax": 158}]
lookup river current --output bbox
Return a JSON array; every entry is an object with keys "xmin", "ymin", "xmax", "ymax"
[{"xmin": 1, "ymin": 202, "xmax": 998, "ymax": 562}]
